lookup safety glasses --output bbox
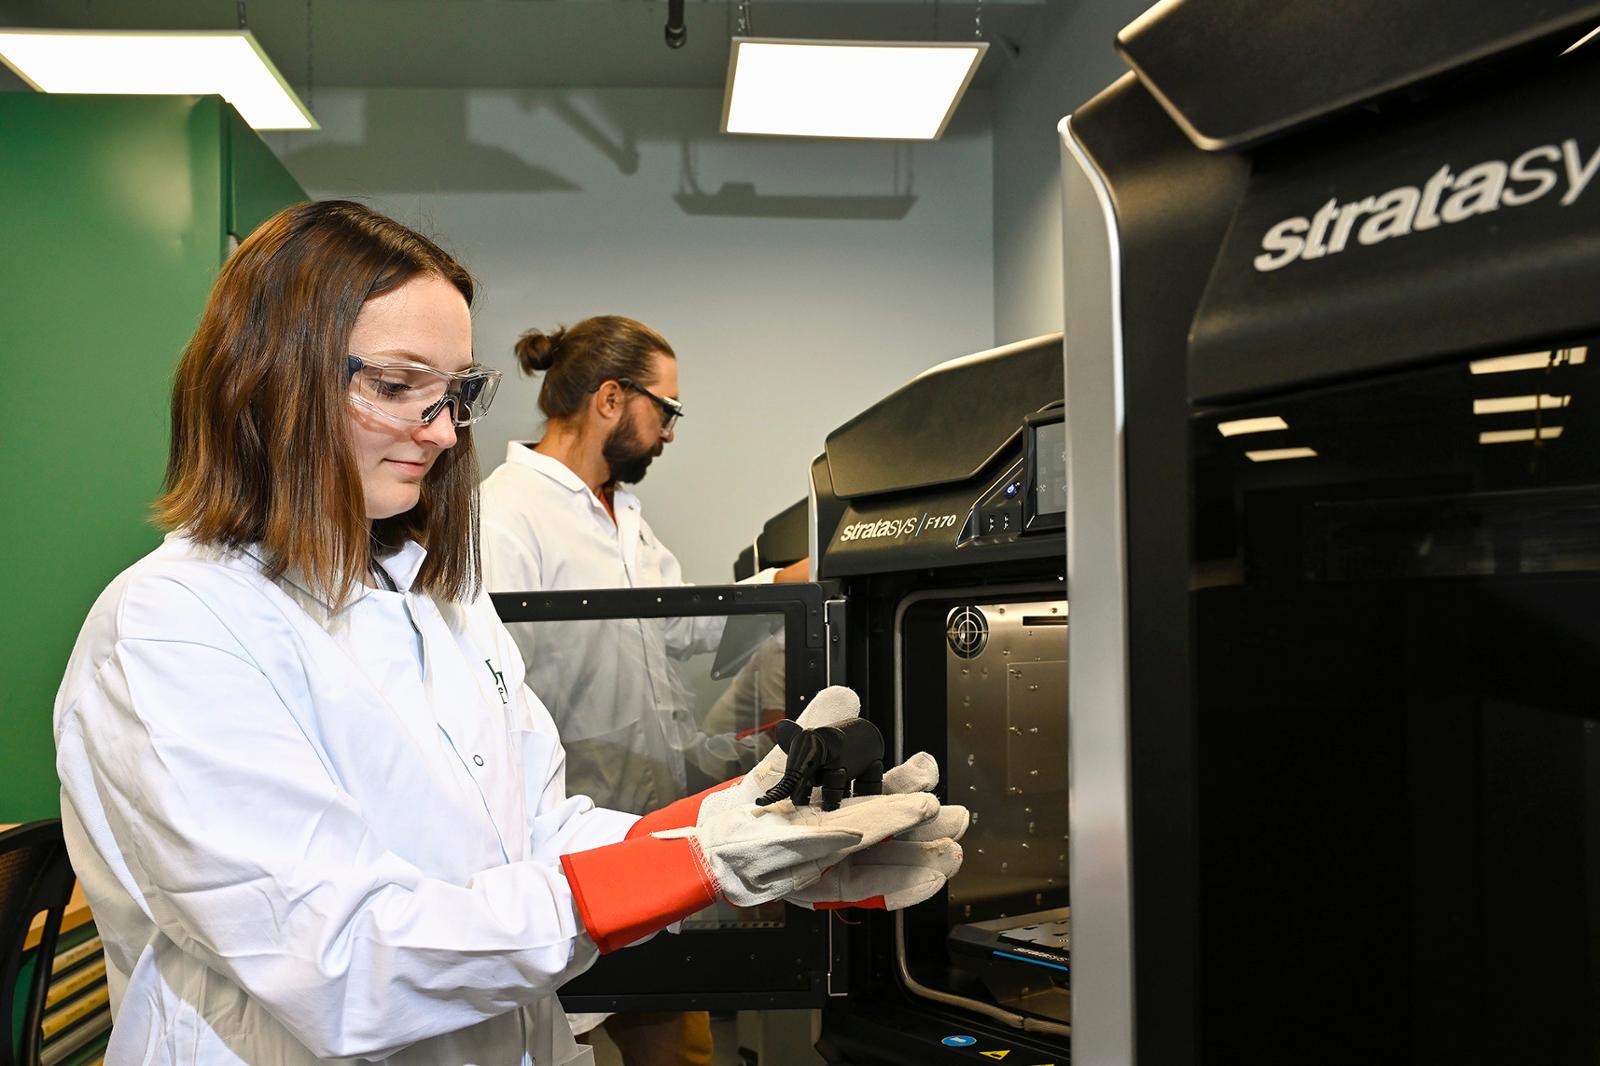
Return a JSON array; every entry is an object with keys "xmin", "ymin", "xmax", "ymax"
[
  {"xmin": 346, "ymin": 354, "xmax": 502, "ymax": 427},
  {"xmin": 616, "ymin": 377, "xmax": 684, "ymax": 432}
]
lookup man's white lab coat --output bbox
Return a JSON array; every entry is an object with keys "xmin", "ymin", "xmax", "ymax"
[
  {"xmin": 54, "ymin": 533, "xmax": 636, "ymax": 1064},
  {"xmin": 479, "ymin": 444, "xmax": 772, "ymax": 817}
]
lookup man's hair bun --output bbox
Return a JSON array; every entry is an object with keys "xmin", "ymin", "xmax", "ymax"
[{"xmin": 513, "ymin": 327, "xmax": 565, "ymax": 374}]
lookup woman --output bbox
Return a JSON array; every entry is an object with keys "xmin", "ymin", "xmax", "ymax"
[{"xmin": 52, "ymin": 201, "xmax": 963, "ymax": 1065}]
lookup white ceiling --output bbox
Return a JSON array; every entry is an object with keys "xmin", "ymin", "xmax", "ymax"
[{"xmin": 0, "ymin": 0, "xmax": 1047, "ymax": 93}]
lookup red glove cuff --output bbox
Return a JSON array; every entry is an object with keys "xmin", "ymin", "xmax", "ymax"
[
  {"xmin": 561, "ymin": 834, "xmax": 719, "ymax": 953},
  {"xmin": 625, "ymin": 776, "xmax": 744, "ymax": 839}
]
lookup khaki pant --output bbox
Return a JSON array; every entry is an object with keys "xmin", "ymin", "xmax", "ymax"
[{"xmin": 580, "ymin": 1011, "xmax": 714, "ymax": 1066}]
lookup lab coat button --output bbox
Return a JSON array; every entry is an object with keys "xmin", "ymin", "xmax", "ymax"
[{"xmin": 473, "ymin": 754, "xmax": 485, "ymax": 766}]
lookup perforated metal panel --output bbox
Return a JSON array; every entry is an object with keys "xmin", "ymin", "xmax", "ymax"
[{"xmin": 944, "ymin": 600, "xmax": 1070, "ymax": 921}]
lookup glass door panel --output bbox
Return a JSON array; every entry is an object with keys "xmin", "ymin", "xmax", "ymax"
[
  {"xmin": 492, "ymin": 582, "xmax": 835, "ymax": 1012},
  {"xmin": 1190, "ymin": 342, "xmax": 1599, "ymax": 1064}
]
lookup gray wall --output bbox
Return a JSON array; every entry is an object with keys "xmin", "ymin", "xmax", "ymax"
[
  {"xmin": 992, "ymin": 0, "xmax": 1149, "ymax": 345},
  {"xmin": 268, "ymin": 87, "xmax": 993, "ymax": 584}
]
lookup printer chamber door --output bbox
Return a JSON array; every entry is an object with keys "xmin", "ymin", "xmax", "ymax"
[{"xmin": 492, "ymin": 581, "xmax": 849, "ymax": 1012}]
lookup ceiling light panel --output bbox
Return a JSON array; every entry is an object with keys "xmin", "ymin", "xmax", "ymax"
[
  {"xmin": 1479, "ymin": 426, "xmax": 1564, "ymax": 444},
  {"xmin": 1469, "ymin": 347, "xmax": 1589, "ymax": 375},
  {"xmin": 0, "ymin": 30, "xmax": 317, "ymax": 130},
  {"xmin": 1472, "ymin": 394, "xmax": 1572, "ymax": 415},
  {"xmin": 1245, "ymin": 447, "xmax": 1318, "ymax": 463},
  {"xmin": 722, "ymin": 38, "xmax": 986, "ymax": 140},
  {"xmin": 1217, "ymin": 415, "xmax": 1289, "ymax": 437}
]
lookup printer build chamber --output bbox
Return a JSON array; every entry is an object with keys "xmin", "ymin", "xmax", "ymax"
[{"xmin": 906, "ymin": 595, "xmax": 1071, "ymax": 1024}]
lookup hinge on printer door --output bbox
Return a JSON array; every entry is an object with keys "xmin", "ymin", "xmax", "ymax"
[{"xmin": 824, "ymin": 599, "xmax": 847, "ymax": 689}]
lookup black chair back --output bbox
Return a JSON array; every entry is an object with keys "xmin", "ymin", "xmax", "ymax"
[{"xmin": 0, "ymin": 821, "xmax": 75, "ymax": 1066}]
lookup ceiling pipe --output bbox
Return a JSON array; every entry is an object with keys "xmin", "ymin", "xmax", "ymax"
[{"xmin": 664, "ymin": 0, "xmax": 686, "ymax": 48}]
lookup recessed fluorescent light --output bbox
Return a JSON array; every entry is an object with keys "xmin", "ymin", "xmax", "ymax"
[
  {"xmin": 1563, "ymin": 24, "xmax": 1600, "ymax": 54},
  {"xmin": 1217, "ymin": 415, "xmax": 1289, "ymax": 437},
  {"xmin": 0, "ymin": 29, "xmax": 317, "ymax": 130},
  {"xmin": 1472, "ymin": 394, "xmax": 1571, "ymax": 415},
  {"xmin": 722, "ymin": 37, "xmax": 986, "ymax": 140},
  {"xmin": 1469, "ymin": 347, "xmax": 1588, "ymax": 375},
  {"xmin": 1246, "ymin": 446, "xmax": 1318, "ymax": 462},
  {"xmin": 1479, "ymin": 426, "xmax": 1564, "ymax": 444}
]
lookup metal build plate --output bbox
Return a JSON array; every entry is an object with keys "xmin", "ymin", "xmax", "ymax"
[
  {"xmin": 945, "ymin": 600, "xmax": 1069, "ymax": 922},
  {"xmin": 1001, "ymin": 917, "xmax": 1071, "ymax": 954}
]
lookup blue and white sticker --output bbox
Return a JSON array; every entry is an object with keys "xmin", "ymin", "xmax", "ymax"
[{"xmin": 942, "ymin": 1035, "xmax": 978, "ymax": 1048}]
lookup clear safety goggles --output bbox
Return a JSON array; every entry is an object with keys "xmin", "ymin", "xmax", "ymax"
[{"xmin": 346, "ymin": 354, "xmax": 502, "ymax": 427}]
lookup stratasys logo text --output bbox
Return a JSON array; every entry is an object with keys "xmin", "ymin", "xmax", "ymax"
[
  {"xmin": 837, "ymin": 511, "xmax": 960, "ymax": 544},
  {"xmin": 1253, "ymin": 137, "xmax": 1600, "ymax": 273}
]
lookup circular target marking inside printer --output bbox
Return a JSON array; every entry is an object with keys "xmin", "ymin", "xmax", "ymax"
[
  {"xmin": 941, "ymin": 1035, "xmax": 977, "ymax": 1047},
  {"xmin": 946, "ymin": 605, "xmax": 989, "ymax": 659}
]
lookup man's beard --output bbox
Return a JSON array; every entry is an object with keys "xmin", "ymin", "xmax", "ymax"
[{"xmin": 602, "ymin": 420, "xmax": 662, "ymax": 485}]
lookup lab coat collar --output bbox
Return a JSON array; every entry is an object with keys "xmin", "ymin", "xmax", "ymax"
[
  {"xmin": 375, "ymin": 539, "xmax": 428, "ymax": 592},
  {"xmin": 240, "ymin": 538, "xmax": 430, "ymax": 614},
  {"xmin": 505, "ymin": 441, "xmax": 642, "ymax": 518},
  {"xmin": 505, "ymin": 441, "xmax": 588, "ymax": 495}
]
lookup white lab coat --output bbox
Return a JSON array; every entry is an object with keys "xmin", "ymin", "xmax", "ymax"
[
  {"xmin": 54, "ymin": 532, "xmax": 637, "ymax": 1065},
  {"xmin": 479, "ymin": 444, "xmax": 773, "ymax": 817}
]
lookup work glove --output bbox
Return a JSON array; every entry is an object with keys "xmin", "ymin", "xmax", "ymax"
[
  {"xmin": 650, "ymin": 790, "xmax": 942, "ymax": 907},
  {"xmin": 694, "ymin": 686, "xmax": 968, "ymax": 910},
  {"xmin": 786, "ymin": 747, "xmax": 969, "ymax": 911},
  {"xmin": 560, "ymin": 772, "xmax": 941, "ymax": 952},
  {"xmin": 559, "ymin": 686, "xmax": 965, "ymax": 951}
]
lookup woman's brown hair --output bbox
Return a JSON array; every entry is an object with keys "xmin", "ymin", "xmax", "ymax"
[
  {"xmin": 513, "ymin": 315, "xmax": 675, "ymax": 422},
  {"xmin": 156, "ymin": 199, "xmax": 480, "ymax": 606}
]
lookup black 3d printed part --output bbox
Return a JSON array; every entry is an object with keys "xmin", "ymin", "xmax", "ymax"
[{"xmin": 756, "ymin": 717, "xmax": 886, "ymax": 812}]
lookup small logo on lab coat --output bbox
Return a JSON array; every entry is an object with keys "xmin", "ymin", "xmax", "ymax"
[{"xmin": 485, "ymin": 659, "xmax": 509, "ymax": 704}]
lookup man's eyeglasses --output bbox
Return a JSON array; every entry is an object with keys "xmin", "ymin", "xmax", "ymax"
[
  {"xmin": 615, "ymin": 377, "xmax": 684, "ymax": 432},
  {"xmin": 347, "ymin": 354, "xmax": 502, "ymax": 427}
]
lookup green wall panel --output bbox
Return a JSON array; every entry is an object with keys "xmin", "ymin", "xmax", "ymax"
[
  {"xmin": 228, "ymin": 109, "xmax": 308, "ymax": 240},
  {"xmin": 0, "ymin": 94, "xmax": 304, "ymax": 821}
]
